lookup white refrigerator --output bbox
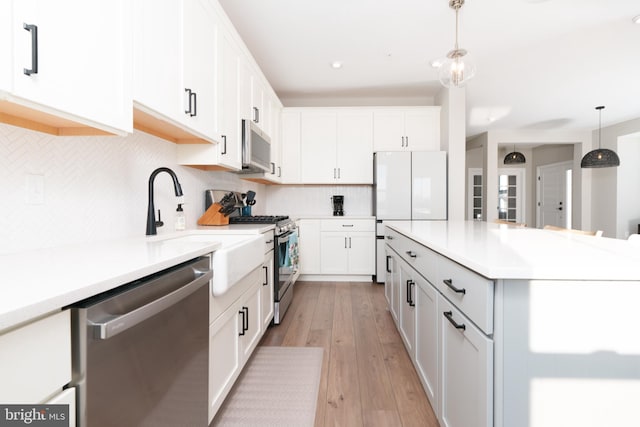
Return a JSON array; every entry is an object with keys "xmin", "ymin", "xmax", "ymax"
[{"xmin": 374, "ymin": 151, "xmax": 447, "ymax": 282}]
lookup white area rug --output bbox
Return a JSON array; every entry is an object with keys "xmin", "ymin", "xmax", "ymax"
[{"xmin": 213, "ymin": 346, "xmax": 324, "ymax": 427}]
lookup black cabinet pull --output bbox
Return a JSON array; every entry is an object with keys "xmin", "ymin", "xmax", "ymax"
[
  {"xmin": 238, "ymin": 309, "xmax": 246, "ymax": 336},
  {"xmin": 406, "ymin": 136, "xmax": 409, "ymax": 147},
  {"xmin": 263, "ymin": 265, "xmax": 269, "ymax": 286},
  {"xmin": 342, "ymin": 224, "xmax": 354, "ymax": 227},
  {"xmin": 184, "ymin": 89, "xmax": 192, "ymax": 115},
  {"xmin": 271, "ymin": 162, "xmax": 275, "ymax": 174},
  {"xmin": 406, "ymin": 250, "xmax": 417, "ymax": 258},
  {"xmin": 406, "ymin": 280, "xmax": 415, "ymax": 306},
  {"xmin": 386, "ymin": 235, "xmax": 393, "ymax": 240},
  {"xmin": 221, "ymin": 135, "xmax": 227, "ymax": 155},
  {"xmin": 23, "ymin": 23, "xmax": 38, "ymax": 75},
  {"xmin": 386, "ymin": 255, "xmax": 391, "ymax": 273},
  {"xmin": 190, "ymin": 91, "xmax": 197, "ymax": 117},
  {"xmin": 278, "ymin": 166, "xmax": 281, "ymax": 177},
  {"xmin": 253, "ymin": 106, "xmax": 259, "ymax": 123},
  {"xmin": 443, "ymin": 279, "xmax": 466, "ymax": 295},
  {"xmin": 401, "ymin": 136, "xmax": 405, "ymax": 147},
  {"xmin": 444, "ymin": 311, "xmax": 466, "ymax": 331},
  {"xmin": 243, "ymin": 307, "xmax": 249, "ymax": 332}
]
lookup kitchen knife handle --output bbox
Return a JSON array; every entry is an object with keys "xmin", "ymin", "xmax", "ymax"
[{"xmin": 23, "ymin": 23, "xmax": 38, "ymax": 75}]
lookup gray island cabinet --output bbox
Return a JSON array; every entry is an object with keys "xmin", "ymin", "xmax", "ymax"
[{"xmin": 384, "ymin": 220, "xmax": 640, "ymax": 427}]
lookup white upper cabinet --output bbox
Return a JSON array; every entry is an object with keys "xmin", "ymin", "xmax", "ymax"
[
  {"xmin": 299, "ymin": 109, "xmax": 373, "ymax": 184},
  {"xmin": 280, "ymin": 111, "xmax": 301, "ymax": 184},
  {"xmin": 177, "ymin": 4, "xmax": 242, "ymax": 171},
  {"xmin": 1, "ymin": 0, "xmax": 132, "ymax": 136},
  {"xmin": 373, "ymin": 107, "xmax": 440, "ymax": 152},
  {"xmin": 133, "ymin": 0, "xmax": 219, "ymax": 144}
]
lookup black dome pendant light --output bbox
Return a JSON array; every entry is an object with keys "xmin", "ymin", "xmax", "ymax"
[
  {"xmin": 504, "ymin": 144, "xmax": 526, "ymax": 164},
  {"xmin": 581, "ymin": 106, "xmax": 620, "ymax": 168}
]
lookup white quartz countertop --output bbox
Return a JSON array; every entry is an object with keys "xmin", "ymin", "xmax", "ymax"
[
  {"xmin": 385, "ymin": 220, "xmax": 640, "ymax": 281},
  {"xmin": 0, "ymin": 226, "xmax": 272, "ymax": 333},
  {"xmin": 294, "ymin": 215, "xmax": 375, "ymax": 220}
]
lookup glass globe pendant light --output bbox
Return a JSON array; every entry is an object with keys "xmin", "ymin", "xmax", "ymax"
[
  {"xmin": 504, "ymin": 145, "xmax": 526, "ymax": 164},
  {"xmin": 580, "ymin": 106, "xmax": 620, "ymax": 168},
  {"xmin": 438, "ymin": 0, "xmax": 476, "ymax": 88}
]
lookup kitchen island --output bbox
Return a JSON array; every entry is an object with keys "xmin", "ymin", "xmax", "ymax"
[{"xmin": 384, "ymin": 220, "xmax": 640, "ymax": 427}]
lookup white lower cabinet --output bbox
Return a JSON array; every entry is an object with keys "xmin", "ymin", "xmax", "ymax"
[
  {"xmin": 298, "ymin": 219, "xmax": 321, "ymax": 274},
  {"xmin": 386, "ymin": 231, "xmax": 494, "ymax": 427},
  {"xmin": 438, "ymin": 296, "xmax": 493, "ymax": 427},
  {"xmin": 260, "ymin": 249, "xmax": 274, "ymax": 330},
  {"xmin": 415, "ymin": 274, "xmax": 439, "ymax": 413},
  {"xmin": 208, "ymin": 266, "xmax": 264, "ymax": 423},
  {"xmin": 397, "ymin": 258, "xmax": 416, "ymax": 357}
]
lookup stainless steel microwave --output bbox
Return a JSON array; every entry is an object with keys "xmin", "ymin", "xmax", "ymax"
[{"xmin": 239, "ymin": 119, "xmax": 271, "ymax": 173}]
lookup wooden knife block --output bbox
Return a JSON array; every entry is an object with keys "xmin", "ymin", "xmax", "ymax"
[{"xmin": 197, "ymin": 203, "xmax": 229, "ymax": 226}]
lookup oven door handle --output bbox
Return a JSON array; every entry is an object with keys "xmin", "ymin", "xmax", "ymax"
[
  {"xmin": 90, "ymin": 268, "xmax": 213, "ymax": 340},
  {"xmin": 277, "ymin": 229, "xmax": 297, "ymax": 243}
]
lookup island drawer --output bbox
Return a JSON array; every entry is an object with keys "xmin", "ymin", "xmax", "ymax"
[
  {"xmin": 436, "ymin": 257, "xmax": 494, "ymax": 335},
  {"xmin": 386, "ymin": 228, "xmax": 438, "ymax": 285},
  {"xmin": 321, "ymin": 219, "xmax": 374, "ymax": 232}
]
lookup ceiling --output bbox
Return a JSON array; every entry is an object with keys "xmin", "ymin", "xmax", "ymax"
[{"xmin": 218, "ymin": 0, "xmax": 640, "ymax": 138}]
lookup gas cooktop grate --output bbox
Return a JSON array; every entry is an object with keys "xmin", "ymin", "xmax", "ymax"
[{"xmin": 229, "ymin": 215, "xmax": 289, "ymax": 224}]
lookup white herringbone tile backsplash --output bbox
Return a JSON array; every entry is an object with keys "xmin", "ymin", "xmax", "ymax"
[{"xmin": 0, "ymin": 123, "xmax": 263, "ymax": 254}]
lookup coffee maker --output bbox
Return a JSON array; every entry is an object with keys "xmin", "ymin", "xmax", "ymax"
[{"xmin": 331, "ymin": 195, "xmax": 344, "ymax": 216}]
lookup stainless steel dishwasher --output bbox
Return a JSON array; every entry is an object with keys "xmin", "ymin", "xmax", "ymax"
[{"xmin": 70, "ymin": 256, "xmax": 212, "ymax": 427}]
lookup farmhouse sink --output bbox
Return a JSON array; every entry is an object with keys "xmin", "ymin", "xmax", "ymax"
[{"xmin": 160, "ymin": 233, "xmax": 264, "ymax": 296}]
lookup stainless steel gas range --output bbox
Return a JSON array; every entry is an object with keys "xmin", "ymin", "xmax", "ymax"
[{"xmin": 229, "ymin": 215, "xmax": 299, "ymax": 324}]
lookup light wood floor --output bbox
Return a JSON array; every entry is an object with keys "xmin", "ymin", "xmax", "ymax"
[{"xmin": 260, "ymin": 281, "xmax": 440, "ymax": 427}]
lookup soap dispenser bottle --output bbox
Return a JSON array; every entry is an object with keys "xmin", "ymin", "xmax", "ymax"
[{"xmin": 175, "ymin": 204, "xmax": 186, "ymax": 231}]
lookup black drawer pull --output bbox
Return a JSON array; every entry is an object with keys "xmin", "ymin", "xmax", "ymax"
[
  {"xmin": 406, "ymin": 250, "xmax": 417, "ymax": 258},
  {"xmin": 386, "ymin": 255, "xmax": 391, "ymax": 273},
  {"xmin": 406, "ymin": 280, "xmax": 415, "ymax": 306},
  {"xmin": 262, "ymin": 265, "xmax": 269, "ymax": 286},
  {"xmin": 238, "ymin": 309, "xmax": 246, "ymax": 336},
  {"xmin": 443, "ymin": 279, "xmax": 466, "ymax": 294},
  {"xmin": 342, "ymin": 224, "xmax": 354, "ymax": 227},
  {"xmin": 386, "ymin": 235, "xmax": 393, "ymax": 240},
  {"xmin": 444, "ymin": 311, "xmax": 465, "ymax": 331}
]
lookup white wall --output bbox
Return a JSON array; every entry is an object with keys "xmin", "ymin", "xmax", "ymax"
[
  {"xmin": 0, "ymin": 123, "xmax": 264, "ymax": 254},
  {"xmin": 590, "ymin": 117, "xmax": 640, "ymax": 238},
  {"xmin": 263, "ymin": 185, "xmax": 372, "ymax": 217},
  {"xmin": 616, "ymin": 134, "xmax": 640, "ymax": 238}
]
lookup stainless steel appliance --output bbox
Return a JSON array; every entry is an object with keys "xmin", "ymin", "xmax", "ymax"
[
  {"xmin": 374, "ymin": 151, "xmax": 447, "ymax": 282},
  {"xmin": 70, "ymin": 257, "xmax": 212, "ymax": 427},
  {"xmin": 239, "ymin": 119, "xmax": 271, "ymax": 173},
  {"xmin": 229, "ymin": 215, "xmax": 299, "ymax": 324}
]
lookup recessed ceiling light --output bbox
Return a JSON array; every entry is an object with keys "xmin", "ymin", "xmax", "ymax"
[
  {"xmin": 330, "ymin": 61, "xmax": 342, "ymax": 69},
  {"xmin": 633, "ymin": 15, "xmax": 640, "ymax": 24},
  {"xmin": 430, "ymin": 58, "xmax": 444, "ymax": 68}
]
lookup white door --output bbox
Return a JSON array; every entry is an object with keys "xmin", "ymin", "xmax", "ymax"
[
  {"xmin": 375, "ymin": 151, "xmax": 412, "ymax": 220},
  {"xmin": 439, "ymin": 296, "xmax": 493, "ymax": 427},
  {"xmin": 412, "ymin": 151, "xmax": 447, "ymax": 220},
  {"xmin": 373, "ymin": 110, "xmax": 405, "ymax": 151},
  {"xmin": 319, "ymin": 232, "xmax": 348, "ymax": 274},
  {"xmin": 398, "ymin": 260, "xmax": 416, "ymax": 358},
  {"xmin": 497, "ymin": 168, "xmax": 525, "ymax": 224},
  {"xmin": 336, "ymin": 111, "xmax": 373, "ymax": 183},
  {"xmin": 415, "ymin": 276, "xmax": 439, "ymax": 413},
  {"xmin": 347, "ymin": 233, "xmax": 375, "ymax": 274},
  {"xmin": 14, "ymin": 0, "xmax": 130, "ymax": 132},
  {"xmin": 217, "ymin": 23, "xmax": 241, "ymax": 170},
  {"xmin": 182, "ymin": 0, "xmax": 217, "ymax": 137},
  {"xmin": 404, "ymin": 109, "xmax": 440, "ymax": 151},
  {"xmin": 537, "ymin": 161, "xmax": 572, "ymax": 229},
  {"xmin": 300, "ymin": 112, "xmax": 337, "ymax": 183}
]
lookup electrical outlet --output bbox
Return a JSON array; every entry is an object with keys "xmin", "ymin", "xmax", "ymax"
[{"xmin": 25, "ymin": 174, "xmax": 45, "ymax": 205}]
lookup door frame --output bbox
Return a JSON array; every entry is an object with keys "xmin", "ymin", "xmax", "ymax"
[{"xmin": 497, "ymin": 168, "xmax": 526, "ymax": 224}]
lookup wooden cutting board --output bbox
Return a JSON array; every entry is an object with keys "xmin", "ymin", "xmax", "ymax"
[{"xmin": 197, "ymin": 203, "xmax": 229, "ymax": 226}]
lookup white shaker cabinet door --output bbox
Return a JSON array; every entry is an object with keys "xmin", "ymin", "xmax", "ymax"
[
  {"xmin": 336, "ymin": 111, "xmax": 373, "ymax": 184},
  {"xmin": 345, "ymin": 232, "xmax": 375, "ymax": 274},
  {"xmin": 319, "ymin": 232, "xmax": 349, "ymax": 274},
  {"xmin": 404, "ymin": 109, "xmax": 440, "ymax": 151},
  {"xmin": 260, "ymin": 250, "xmax": 275, "ymax": 331},
  {"xmin": 398, "ymin": 259, "xmax": 416, "ymax": 358},
  {"xmin": 11, "ymin": 0, "xmax": 131, "ymax": 133},
  {"xmin": 439, "ymin": 296, "xmax": 493, "ymax": 427},
  {"xmin": 415, "ymin": 275, "xmax": 439, "ymax": 415},
  {"xmin": 300, "ymin": 112, "xmax": 337, "ymax": 183}
]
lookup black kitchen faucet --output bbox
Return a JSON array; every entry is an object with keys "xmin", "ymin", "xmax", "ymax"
[{"xmin": 146, "ymin": 167, "xmax": 183, "ymax": 235}]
